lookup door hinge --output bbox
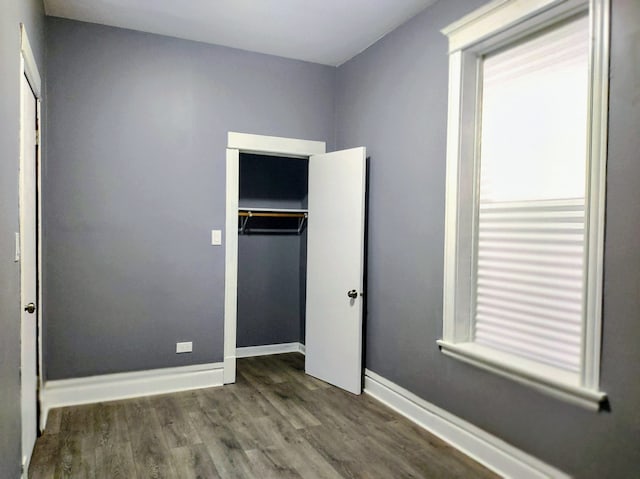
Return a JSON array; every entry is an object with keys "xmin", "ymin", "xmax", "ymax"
[{"xmin": 35, "ymin": 129, "xmax": 40, "ymax": 146}]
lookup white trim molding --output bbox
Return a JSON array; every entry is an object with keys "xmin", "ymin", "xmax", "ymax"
[
  {"xmin": 440, "ymin": 0, "xmax": 609, "ymax": 409},
  {"xmin": 40, "ymin": 362, "xmax": 224, "ymax": 430},
  {"xmin": 441, "ymin": 0, "xmax": 586, "ymax": 53},
  {"xmin": 227, "ymin": 132, "xmax": 325, "ymax": 158},
  {"xmin": 20, "ymin": 24, "xmax": 41, "ymax": 97},
  {"xmin": 364, "ymin": 369, "xmax": 570, "ymax": 479},
  {"xmin": 223, "ymin": 133, "xmax": 325, "ymax": 385},
  {"xmin": 223, "ymin": 355, "xmax": 237, "ymax": 385},
  {"xmin": 236, "ymin": 342, "xmax": 306, "ymax": 358},
  {"xmin": 438, "ymin": 341, "xmax": 606, "ymax": 410},
  {"xmin": 581, "ymin": 0, "xmax": 610, "ymax": 391},
  {"xmin": 224, "ymin": 147, "xmax": 239, "ymax": 384}
]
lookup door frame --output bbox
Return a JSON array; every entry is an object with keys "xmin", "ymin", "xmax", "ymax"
[
  {"xmin": 19, "ymin": 23, "xmax": 43, "ymax": 471},
  {"xmin": 223, "ymin": 132, "xmax": 325, "ymax": 384}
]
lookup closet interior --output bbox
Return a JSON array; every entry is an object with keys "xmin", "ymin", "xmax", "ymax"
[{"xmin": 236, "ymin": 153, "xmax": 309, "ymax": 350}]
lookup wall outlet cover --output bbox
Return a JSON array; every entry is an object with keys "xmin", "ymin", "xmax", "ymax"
[{"xmin": 176, "ymin": 341, "xmax": 193, "ymax": 353}]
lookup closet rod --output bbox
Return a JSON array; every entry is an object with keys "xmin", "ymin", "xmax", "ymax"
[
  {"xmin": 237, "ymin": 228, "xmax": 301, "ymax": 234},
  {"xmin": 238, "ymin": 212, "xmax": 306, "ymax": 218}
]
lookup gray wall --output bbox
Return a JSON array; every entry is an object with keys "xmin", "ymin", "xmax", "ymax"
[
  {"xmin": 335, "ymin": 0, "xmax": 640, "ymax": 477},
  {"xmin": 44, "ymin": 18, "xmax": 334, "ymax": 379},
  {"xmin": 237, "ymin": 235, "xmax": 303, "ymax": 347},
  {"xmin": 40, "ymin": 1, "xmax": 640, "ymax": 476},
  {"xmin": 237, "ymin": 154, "xmax": 307, "ymax": 347},
  {"xmin": 0, "ymin": 0, "xmax": 45, "ymax": 476},
  {"xmin": 239, "ymin": 154, "xmax": 308, "ymax": 210}
]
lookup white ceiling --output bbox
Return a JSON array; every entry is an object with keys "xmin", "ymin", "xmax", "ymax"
[{"xmin": 43, "ymin": 0, "xmax": 437, "ymax": 66}]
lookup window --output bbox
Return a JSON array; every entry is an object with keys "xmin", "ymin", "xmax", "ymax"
[{"xmin": 439, "ymin": 0, "xmax": 609, "ymax": 409}]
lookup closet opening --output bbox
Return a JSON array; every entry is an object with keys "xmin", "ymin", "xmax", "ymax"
[
  {"xmin": 236, "ymin": 153, "xmax": 309, "ymax": 358},
  {"xmin": 224, "ymin": 132, "xmax": 367, "ymax": 395}
]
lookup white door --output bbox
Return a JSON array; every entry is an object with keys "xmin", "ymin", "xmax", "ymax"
[
  {"xmin": 20, "ymin": 73, "xmax": 38, "ymax": 470},
  {"xmin": 305, "ymin": 147, "xmax": 366, "ymax": 394}
]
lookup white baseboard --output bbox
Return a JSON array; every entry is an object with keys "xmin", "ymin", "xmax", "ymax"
[
  {"xmin": 364, "ymin": 369, "xmax": 569, "ymax": 479},
  {"xmin": 40, "ymin": 362, "xmax": 224, "ymax": 430},
  {"xmin": 236, "ymin": 342, "xmax": 305, "ymax": 358}
]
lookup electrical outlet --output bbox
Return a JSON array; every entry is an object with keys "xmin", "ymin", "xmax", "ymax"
[{"xmin": 176, "ymin": 341, "xmax": 193, "ymax": 353}]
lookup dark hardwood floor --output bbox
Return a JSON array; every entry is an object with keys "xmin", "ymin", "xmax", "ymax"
[{"xmin": 29, "ymin": 353, "xmax": 497, "ymax": 478}]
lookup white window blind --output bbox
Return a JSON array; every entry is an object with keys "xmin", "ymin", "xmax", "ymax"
[{"xmin": 474, "ymin": 15, "xmax": 590, "ymax": 373}]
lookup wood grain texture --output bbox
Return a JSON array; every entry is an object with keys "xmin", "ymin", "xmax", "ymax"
[{"xmin": 30, "ymin": 354, "xmax": 497, "ymax": 478}]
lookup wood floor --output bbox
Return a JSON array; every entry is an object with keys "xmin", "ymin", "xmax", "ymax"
[{"xmin": 30, "ymin": 353, "xmax": 497, "ymax": 479}]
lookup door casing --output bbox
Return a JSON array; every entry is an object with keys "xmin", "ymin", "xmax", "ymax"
[
  {"xmin": 223, "ymin": 132, "xmax": 325, "ymax": 384},
  {"xmin": 19, "ymin": 23, "xmax": 43, "ymax": 475}
]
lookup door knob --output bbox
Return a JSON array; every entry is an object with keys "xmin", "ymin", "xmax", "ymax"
[
  {"xmin": 24, "ymin": 303, "xmax": 36, "ymax": 314},
  {"xmin": 347, "ymin": 290, "xmax": 358, "ymax": 299}
]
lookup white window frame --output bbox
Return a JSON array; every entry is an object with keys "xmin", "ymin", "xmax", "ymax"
[{"xmin": 438, "ymin": 0, "xmax": 609, "ymax": 410}]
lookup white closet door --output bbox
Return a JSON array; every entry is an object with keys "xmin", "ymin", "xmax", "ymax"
[
  {"xmin": 20, "ymin": 74, "xmax": 38, "ymax": 469},
  {"xmin": 305, "ymin": 147, "xmax": 366, "ymax": 394}
]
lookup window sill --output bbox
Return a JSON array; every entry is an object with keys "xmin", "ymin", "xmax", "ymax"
[{"xmin": 437, "ymin": 340, "xmax": 606, "ymax": 410}]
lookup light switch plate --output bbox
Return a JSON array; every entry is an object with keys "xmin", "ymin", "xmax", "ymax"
[
  {"xmin": 176, "ymin": 341, "xmax": 193, "ymax": 353},
  {"xmin": 211, "ymin": 229, "xmax": 222, "ymax": 246},
  {"xmin": 14, "ymin": 232, "xmax": 20, "ymax": 262}
]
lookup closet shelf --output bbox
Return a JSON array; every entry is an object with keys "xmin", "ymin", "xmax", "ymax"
[{"xmin": 238, "ymin": 207, "xmax": 308, "ymax": 234}]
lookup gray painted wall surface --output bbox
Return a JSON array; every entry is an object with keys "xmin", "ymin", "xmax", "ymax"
[
  {"xmin": 237, "ymin": 154, "xmax": 307, "ymax": 347},
  {"xmin": 44, "ymin": 18, "xmax": 334, "ymax": 379},
  {"xmin": 39, "ymin": 1, "xmax": 640, "ymax": 475},
  {"xmin": 299, "ymin": 228, "xmax": 307, "ymax": 344},
  {"xmin": 0, "ymin": 0, "xmax": 45, "ymax": 475},
  {"xmin": 239, "ymin": 154, "xmax": 308, "ymax": 209},
  {"xmin": 335, "ymin": 0, "xmax": 640, "ymax": 476},
  {"xmin": 237, "ymin": 235, "xmax": 303, "ymax": 347}
]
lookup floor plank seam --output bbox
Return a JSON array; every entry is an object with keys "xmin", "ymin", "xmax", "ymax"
[{"xmin": 30, "ymin": 353, "xmax": 497, "ymax": 479}]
